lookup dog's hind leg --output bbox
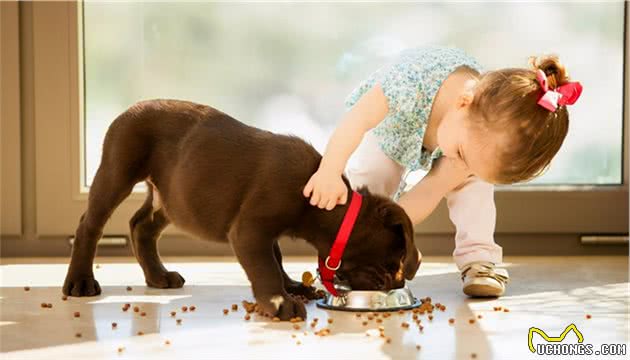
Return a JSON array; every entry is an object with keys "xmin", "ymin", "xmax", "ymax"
[
  {"xmin": 129, "ymin": 183, "xmax": 185, "ymax": 288},
  {"xmin": 62, "ymin": 164, "xmax": 138, "ymax": 296}
]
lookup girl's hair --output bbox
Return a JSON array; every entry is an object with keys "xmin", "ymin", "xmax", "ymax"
[{"xmin": 468, "ymin": 54, "xmax": 572, "ymax": 184}]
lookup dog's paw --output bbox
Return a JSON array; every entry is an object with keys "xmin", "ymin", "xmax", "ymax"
[
  {"xmin": 285, "ymin": 279, "xmax": 324, "ymax": 300},
  {"xmin": 258, "ymin": 294, "xmax": 307, "ymax": 321},
  {"xmin": 63, "ymin": 275, "xmax": 101, "ymax": 297},
  {"xmin": 145, "ymin": 271, "xmax": 185, "ymax": 289}
]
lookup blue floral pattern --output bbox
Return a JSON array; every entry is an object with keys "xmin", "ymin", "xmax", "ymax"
[{"xmin": 345, "ymin": 45, "xmax": 484, "ymax": 171}]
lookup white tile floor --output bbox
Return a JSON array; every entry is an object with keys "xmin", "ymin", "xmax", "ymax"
[{"xmin": 0, "ymin": 256, "xmax": 628, "ymax": 360}]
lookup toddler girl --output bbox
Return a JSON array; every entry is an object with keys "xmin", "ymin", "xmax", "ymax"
[{"xmin": 303, "ymin": 45, "xmax": 582, "ymax": 297}]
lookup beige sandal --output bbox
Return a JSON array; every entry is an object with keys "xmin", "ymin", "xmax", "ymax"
[{"xmin": 461, "ymin": 261, "xmax": 509, "ymax": 297}]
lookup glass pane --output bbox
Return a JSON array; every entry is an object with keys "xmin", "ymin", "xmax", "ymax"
[{"xmin": 83, "ymin": 1, "xmax": 624, "ymax": 188}]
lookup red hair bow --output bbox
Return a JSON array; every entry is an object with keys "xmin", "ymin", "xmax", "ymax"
[{"xmin": 536, "ymin": 69, "xmax": 583, "ymax": 112}]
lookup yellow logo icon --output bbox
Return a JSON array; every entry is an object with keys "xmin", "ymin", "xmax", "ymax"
[{"xmin": 528, "ymin": 324, "xmax": 584, "ymax": 353}]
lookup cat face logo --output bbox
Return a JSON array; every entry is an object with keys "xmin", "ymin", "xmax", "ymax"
[{"xmin": 528, "ymin": 324, "xmax": 584, "ymax": 353}]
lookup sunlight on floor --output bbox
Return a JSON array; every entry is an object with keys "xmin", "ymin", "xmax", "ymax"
[{"xmin": 1, "ymin": 256, "xmax": 627, "ymax": 360}]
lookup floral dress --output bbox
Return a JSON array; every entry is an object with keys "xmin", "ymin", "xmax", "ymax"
[{"xmin": 345, "ymin": 45, "xmax": 484, "ymax": 173}]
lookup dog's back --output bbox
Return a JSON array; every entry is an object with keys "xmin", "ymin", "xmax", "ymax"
[{"xmin": 106, "ymin": 99, "xmax": 321, "ymax": 241}]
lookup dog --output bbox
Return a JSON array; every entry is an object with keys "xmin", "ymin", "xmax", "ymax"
[{"xmin": 62, "ymin": 99, "xmax": 421, "ymax": 320}]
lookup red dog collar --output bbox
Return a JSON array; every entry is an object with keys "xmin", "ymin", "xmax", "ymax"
[{"xmin": 318, "ymin": 191, "xmax": 363, "ymax": 296}]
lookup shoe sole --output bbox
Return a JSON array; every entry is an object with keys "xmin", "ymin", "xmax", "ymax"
[{"xmin": 463, "ymin": 283, "xmax": 504, "ymax": 297}]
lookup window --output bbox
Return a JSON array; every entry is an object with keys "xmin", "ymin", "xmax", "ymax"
[{"xmin": 83, "ymin": 1, "xmax": 624, "ymax": 188}]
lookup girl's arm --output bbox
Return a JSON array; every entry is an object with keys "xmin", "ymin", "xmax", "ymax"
[
  {"xmin": 398, "ymin": 156, "xmax": 472, "ymax": 225},
  {"xmin": 304, "ymin": 84, "xmax": 389, "ymax": 210}
]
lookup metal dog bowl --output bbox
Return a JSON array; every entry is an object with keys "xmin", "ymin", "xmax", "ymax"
[{"xmin": 316, "ymin": 287, "xmax": 421, "ymax": 312}]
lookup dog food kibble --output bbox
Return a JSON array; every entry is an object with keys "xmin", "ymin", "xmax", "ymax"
[
  {"xmin": 137, "ymin": 331, "xmax": 144, "ymax": 336},
  {"xmin": 376, "ymin": 318, "xmax": 383, "ymax": 323},
  {"xmin": 292, "ymin": 324, "xmax": 300, "ymax": 330},
  {"xmin": 355, "ymin": 314, "xmax": 361, "ymax": 318},
  {"xmin": 140, "ymin": 312, "xmax": 146, "ymax": 317},
  {"xmin": 126, "ymin": 286, "xmax": 132, "ymax": 291},
  {"xmin": 368, "ymin": 315, "xmax": 374, "ymax": 321},
  {"xmin": 74, "ymin": 311, "xmax": 80, "ymax": 318},
  {"xmin": 471, "ymin": 353, "xmax": 477, "ymax": 359},
  {"xmin": 133, "ymin": 306, "xmax": 139, "ymax": 313},
  {"xmin": 190, "ymin": 306, "xmax": 196, "ymax": 312},
  {"xmin": 24, "ymin": 286, "xmax": 30, "ymax": 291},
  {"xmin": 62, "ymin": 295, "xmax": 68, "ymax": 301},
  {"xmin": 301, "ymin": 271, "xmax": 315, "ymax": 287},
  {"xmin": 40, "ymin": 303, "xmax": 47, "ymax": 308},
  {"xmin": 327, "ymin": 318, "xmax": 333, "ymax": 324},
  {"xmin": 176, "ymin": 319, "xmax": 182, "ymax": 325},
  {"xmin": 170, "ymin": 311, "xmax": 176, "ymax": 317},
  {"xmin": 401, "ymin": 322, "xmax": 410, "ymax": 329},
  {"xmin": 222, "ymin": 309, "xmax": 229, "ymax": 315},
  {"xmin": 182, "ymin": 306, "xmax": 188, "ymax": 312},
  {"xmin": 112, "ymin": 322, "xmax": 117, "ymax": 329},
  {"xmin": 586, "ymin": 314, "xmax": 592, "ymax": 319},
  {"xmin": 419, "ymin": 325, "xmax": 424, "ymax": 332},
  {"xmin": 310, "ymin": 322, "xmax": 316, "ymax": 328},
  {"xmin": 362, "ymin": 321, "xmax": 368, "ymax": 326},
  {"xmin": 449, "ymin": 318, "xmax": 455, "ymax": 324},
  {"xmin": 469, "ymin": 319, "xmax": 475, "ymax": 324},
  {"xmin": 503, "ymin": 308, "xmax": 510, "ymax": 313},
  {"xmin": 428, "ymin": 315, "xmax": 433, "ymax": 321},
  {"xmin": 272, "ymin": 317, "xmax": 280, "ymax": 322},
  {"xmin": 117, "ymin": 347, "xmax": 125, "ymax": 353},
  {"xmin": 75, "ymin": 333, "xmax": 82, "ymax": 338},
  {"xmin": 244, "ymin": 314, "xmax": 251, "ymax": 321},
  {"xmin": 291, "ymin": 334, "xmax": 297, "ymax": 338},
  {"xmin": 314, "ymin": 328, "xmax": 331, "ymax": 337},
  {"xmin": 412, "ymin": 314, "xmax": 418, "ymax": 320},
  {"xmin": 164, "ymin": 340, "xmax": 171, "ymax": 346},
  {"xmin": 231, "ymin": 304, "xmax": 238, "ymax": 311},
  {"xmin": 416, "ymin": 345, "xmax": 422, "ymax": 350},
  {"xmin": 385, "ymin": 337, "xmax": 392, "ymax": 344},
  {"xmin": 493, "ymin": 306, "xmax": 502, "ymax": 311},
  {"xmin": 477, "ymin": 315, "xmax": 483, "ymax": 319},
  {"xmin": 296, "ymin": 341, "xmax": 302, "ymax": 345}
]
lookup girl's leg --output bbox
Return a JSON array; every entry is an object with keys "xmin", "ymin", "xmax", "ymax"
[
  {"xmin": 445, "ymin": 175, "xmax": 503, "ymax": 269},
  {"xmin": 345, "ymin": 131, "xmax": 405, "ymax": 197}
]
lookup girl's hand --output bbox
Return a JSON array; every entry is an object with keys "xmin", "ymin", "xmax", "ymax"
[{"xmin": 303, "ymin": 169, "xmax": 348, "ymax": 211}]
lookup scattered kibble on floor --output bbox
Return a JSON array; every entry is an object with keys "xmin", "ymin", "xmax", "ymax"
[
  {"xmin": 73, "ymin": 311, "xmax": 80, "ymax": 318},
  {"xmin": 126, "ymin": 286, "xmax": 132, "ymax": 291}
]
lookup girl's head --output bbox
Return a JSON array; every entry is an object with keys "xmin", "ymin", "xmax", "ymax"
[{"xmin": 438, "ymin": 55, "xmax": 580, "ymax": 185}]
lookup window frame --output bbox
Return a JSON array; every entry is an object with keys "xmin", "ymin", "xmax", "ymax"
[
  {"xmin": 1, "ymin": 1, "xmax": 22, "ymax": 236},
  {"xmin": 27, "ymin": 1, "xmax": 628, "ymax": 239}
]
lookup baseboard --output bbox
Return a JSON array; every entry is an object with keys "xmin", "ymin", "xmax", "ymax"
[{"xmin": 1, "ymin": 233, "xmax": 627, "ymax": 258}]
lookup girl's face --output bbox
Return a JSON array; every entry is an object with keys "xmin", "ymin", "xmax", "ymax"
[{"xmin": 436, "ymin": 82, "xmax": 504, "ymax": 184}]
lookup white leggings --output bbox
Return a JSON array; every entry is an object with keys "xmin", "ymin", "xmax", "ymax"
[{"xmin": 345, "ymin": 131, "xmax": 503, "ymax": 269}]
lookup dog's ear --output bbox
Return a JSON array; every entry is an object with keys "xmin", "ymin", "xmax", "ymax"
[{"xmin": 379, "ymin": 205, "xmax": 421, "ymax": 280}]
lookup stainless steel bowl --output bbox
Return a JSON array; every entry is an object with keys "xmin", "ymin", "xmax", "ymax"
[{"xmin": 316, "ymin": 287, "xmax": 421, "ymax": 312}]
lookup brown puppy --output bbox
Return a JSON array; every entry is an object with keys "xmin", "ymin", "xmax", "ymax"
[{"xmin": 62, "ymin": 99, "xmax": 421, "ymax": 320}]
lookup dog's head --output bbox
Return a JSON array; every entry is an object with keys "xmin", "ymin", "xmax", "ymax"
[{"xmin": 332, "ymin": 187, "xmax": 421, "ymax": 291}]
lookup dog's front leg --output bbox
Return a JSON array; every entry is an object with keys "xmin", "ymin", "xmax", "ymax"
[{"xmin": 229, "ymin": 224, "xmax": 306, "ymax": 321}]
